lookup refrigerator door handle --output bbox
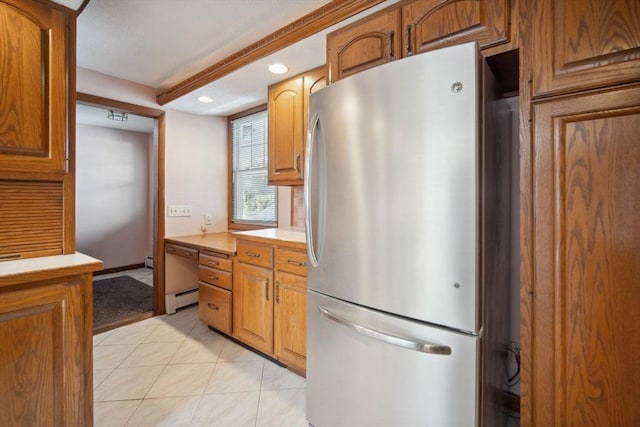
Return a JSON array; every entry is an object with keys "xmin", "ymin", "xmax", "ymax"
[
  {"xmin": 318, "ymin": 306, "xmax": 452, "ymax": 355},
  {"xmin": 304, "ymin": 113, "xmax": 324, "ymax": 267}
]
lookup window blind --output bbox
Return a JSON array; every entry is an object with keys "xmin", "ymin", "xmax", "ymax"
[{"xmin": 231, "ymin": 110, "xmax": 277, "ymax": 225}]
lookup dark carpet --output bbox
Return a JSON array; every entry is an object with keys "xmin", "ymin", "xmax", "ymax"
[{"xmin": 93, "ymin": 275, "xmax": 152, "ymax": 329}]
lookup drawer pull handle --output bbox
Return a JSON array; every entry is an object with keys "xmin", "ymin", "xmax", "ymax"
[
  {"xmin": 245, "ymin": 251, "xmax": 261, "ymax": 258},
  {"xmin": 208, "ymin": 260, "xmax": 219, "ymax": 266},
  {"xmin": 275, "ymin": 281, "xmax": 280, "ymax": 304},
  {"xmin": 287, "ymin": 259, "xmax": 306, "ymax": 267},
  {"xmin": 265, "ymin": 278, "xmax": 270, "ymax": 301},
  {"xmin": 207, "ymin": 275, "xmax": 218, "ymax": 281},
  {"xmin": 167, "ymin": 247, "xmax": 176, "ymax": 253},
  {"xmin": 207, "ymin": 303, "xmax": 219, "ymax": 311}
]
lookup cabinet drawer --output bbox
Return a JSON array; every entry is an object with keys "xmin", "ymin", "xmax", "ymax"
[
  {"xmin": 198, "ymin": 283, "xmax": 232, "ymax": 334},
  {"xmin": 275, "ymin": 248, "xmax": 307, "ymax": 276},
  {"xmin": 198, "ymin": 265, "xmax": 232, "ymax": 291},
  {"xmin": 237, "ymin": 241, "xmax": 273, "ymax": 268},
  {"xmin": 200, "ymin": 252, "xmax": 232, "ymax": 272},
  {"xmin": 166, "ymin": 243, "xmax": 198, "ymax": 260}
]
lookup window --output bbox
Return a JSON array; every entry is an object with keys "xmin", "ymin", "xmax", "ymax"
[{"xmin": 229, "ymin": 108, "xmax": 277, "ymax": 228}]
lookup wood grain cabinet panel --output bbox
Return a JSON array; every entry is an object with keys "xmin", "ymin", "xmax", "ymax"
[
  {"xmin": 531, "ymin": 0, "xmax": 640, "ymax": 97},
  {"xmin": 327, "ymin": 8, "xmax": 401, "ymax": 83},
  {"xmin": 527, "ymin": 85, "xmax": 640, "ymax": 426},
  {"xmin": 268, "ymin": 77, "xmax": 304, "ymax": 183},
  {"xmin": 0, "ymin": 276, "xmax": 93, "ymax": 427},
  {"xmin": 198, "ymin": 282, "xmax": 232, "ymax": 334},
  {"xmin": 233, "ymin": 260, "xmax": 274, "ymax": 354},
  {"xmin": 268, "ymin": 66, "xmax": 326, "ymax": 185},
  {"xmin": 274, "ymin": 270, "xmax": 307, "ymax": 376},
  {"xmin": 0, "ymin": 0, "xmax": 67, "ymax": 173},
  {"xmin": 403, "ymin": 0, "xmax": 509, "ymax": 56}
]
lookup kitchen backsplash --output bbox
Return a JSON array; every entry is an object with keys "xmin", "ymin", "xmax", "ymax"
[{"xmin": 292, "ymin": 186, "xmax": 304, "ymax": 228}]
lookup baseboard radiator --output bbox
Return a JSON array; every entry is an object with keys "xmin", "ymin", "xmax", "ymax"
[{"xmin": 165, "ymin": 288, "xmax": 198, "ymax": 314}]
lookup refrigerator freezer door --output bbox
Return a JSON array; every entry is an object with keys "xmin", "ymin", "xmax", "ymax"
[
  {"xmin": 307, "ymin": 290, "xmax": 478, "ymax": 427},
  {"xmin": 305, "ymin": 42, "xmax": 481, "ymax": 333}
]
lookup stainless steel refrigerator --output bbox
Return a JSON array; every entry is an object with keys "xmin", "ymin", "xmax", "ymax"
[{"xmin": 304, "ymin": 42, "xmax": 511, "ymax": 426}]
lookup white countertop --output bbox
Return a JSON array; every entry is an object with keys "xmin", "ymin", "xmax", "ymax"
[{"xmin": 0, "ymin": 252, "xmax": 103, "ymax": 279}]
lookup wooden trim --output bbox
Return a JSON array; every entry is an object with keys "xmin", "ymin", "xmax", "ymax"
[
  {"xmin": 76, "ymin": 0, "xmax": 91, "ymax": 15},
  {"xmin": 76, "ymin": 93, "xmax": 163, "ymax": 117},
  {"xmin": 75, "ymin": 92, "xmax": 167, "ymax": 315},
  {"xmin": 517, "ymin": 0, "xmax": 532, "ymax": 423},
  {"xmin": 65, "ymin": 9, "xmax": 76, "ymax": 255},
  {"xmin": 156, "ymin": 0, "xmax": 385, "ymax": 105},
  {"xmin": 93, "ymin": 311, "xmax": 154, "ymax": 335},
  {"xmin": 93, "ymin": 263, "xmax": 146, "ymax": 276},
  {"xmin": 156, "ymin": 113, "xmax": 166, "ymax": 314}
]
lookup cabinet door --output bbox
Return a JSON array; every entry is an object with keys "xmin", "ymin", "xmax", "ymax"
[
  {"xmin": 268, "ymin": 76, "xmax": 304, "ymax": 184},
  {"xmin": 0, "ymin": 0, "xmax": 68, "ymax": 173},
  {"xmin": 233, "ymin": 261, "xmax": 274, "ymax": 354},
  {"xmin": 327, "ymin": 8, "xmax": 401, "ymax": 83},
  {"xmin": 274, "ymin": 271, "xmax": 307, "ymax": 376},
  {"xmin": 402, "ymin": 0, "xmax": 510, "ymax": 57},
  {"xmin": 0, "ymin": 277, "xmax": 90, "ymax": 426},
  {"xmin": 531, "ymin": 0, "xmax": 640, "ymax": 97},
  {"xmin": 524, "ymin": 85, "xmax": 640, "ymax": 426}
]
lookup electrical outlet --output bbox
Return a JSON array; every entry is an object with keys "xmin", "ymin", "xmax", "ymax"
[
  {"xmin": 204, "ymin": 213, "xmax": 212, "ymax": 225},
  {"xmin": 168, "ymin": 204, "xmax": 192, "ymax": 217}
]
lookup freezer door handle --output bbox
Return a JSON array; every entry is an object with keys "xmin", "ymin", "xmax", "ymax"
[{"xmin": 318, "ymin": 306, "xmax": 452, "ymax": 355}]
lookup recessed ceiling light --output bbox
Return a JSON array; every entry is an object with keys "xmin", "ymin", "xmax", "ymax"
[
  {"xmin": 268, "ymin": 63, "xmax": 288, "ymax": 74},
  {"xmin": 196, "ymin": 95, "xmax": 214, "ymax": 103}
]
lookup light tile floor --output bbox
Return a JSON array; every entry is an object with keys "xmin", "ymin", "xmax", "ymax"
[{"xmin": 93, "ymin": 304, "xmax": 307, "ymax": 427}]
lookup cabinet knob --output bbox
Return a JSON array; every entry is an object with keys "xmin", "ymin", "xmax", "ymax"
[
  {"xmin": 207, "ymin": 275, "xmax": 218, "ymax": 281},
  {"xmin": 207, "ymin": 303, "xmax": 219, "ymax": 311}
]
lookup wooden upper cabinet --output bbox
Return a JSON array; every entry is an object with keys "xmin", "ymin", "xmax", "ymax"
[
  {"xmin": 268, "ymin": 76, "xmax": 303, "ymax": 184},
  {"xmin": 0, "ymin": 0, "xmax": 68, "ymax": 173},
  {"xmin": 327, "ymin": 8, "xmax": 401, "ymax": 83},
  {"xmin": 531, "ymin": 0, "xmax": 640, "ymax": 97},
  {"xmin": 268, "ymin": 66, "xmax": 326, "ymax": 185},
  {"xmin": 403, "ymin": 0, "xmax": 509, "ymax": 56},
  {"xmin": 526, "ymin": 84, "xmax": 640, "ymax": 426},
  {"xmin": 327, "ymin": 0, "xmax": 513, "ymax": 83}
]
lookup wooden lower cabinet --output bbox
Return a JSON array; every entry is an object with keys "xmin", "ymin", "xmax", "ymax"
[
  {"xmin": 198, "ymin": 283, "xmax": 232, "ymax": 334},
  {"xmin": 0, "ymin": 256, "xmax": 101, "ymax": 427},
  {"xmin": 233, "ymin": 261, "xmax": 274, "ymax": 354},
  {"xmin": 233, "ymin": 239, "xmax": 307, "ymax": 375},
  {"xmin": 523, "ymin": 84, "xmax": 640, "ymax": 426},
  {"xmin": 198, "ymin": 250, "xmax": 233, "ymax": 334},
  {"xmin": 274, "ymin": 271, "xmax": 307, "ymax": 375}
]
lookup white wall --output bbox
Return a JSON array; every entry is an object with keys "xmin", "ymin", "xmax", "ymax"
[
  {"xmin": 164, "ymin": 109, "xmax": 228, "ymax": 236},
  {"xmin": 76, "ymin": 124, "xmax": 152, "ymax": 269},
  {"xmin": 77, "ymin": 67, "xmax": 292, "ymax": 242}
]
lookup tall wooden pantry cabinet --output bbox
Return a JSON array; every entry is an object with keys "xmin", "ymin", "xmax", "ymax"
[
  {"xmin": 521, "ymin": 0, "xmax": 640, "ymax": 425},
  {"xmin": 0, "ymin": 1, "xmax": 102, "ymax": 426}
]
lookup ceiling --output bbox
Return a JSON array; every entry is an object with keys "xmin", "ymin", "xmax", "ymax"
[{"xmin": 69, "ymin": 0, "xmax": 399, "ymax": 129}]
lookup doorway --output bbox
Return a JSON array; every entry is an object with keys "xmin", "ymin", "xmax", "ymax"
[{"xmin": 76, "ymin": 93, "xmax": 165, "ymax": 332}]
